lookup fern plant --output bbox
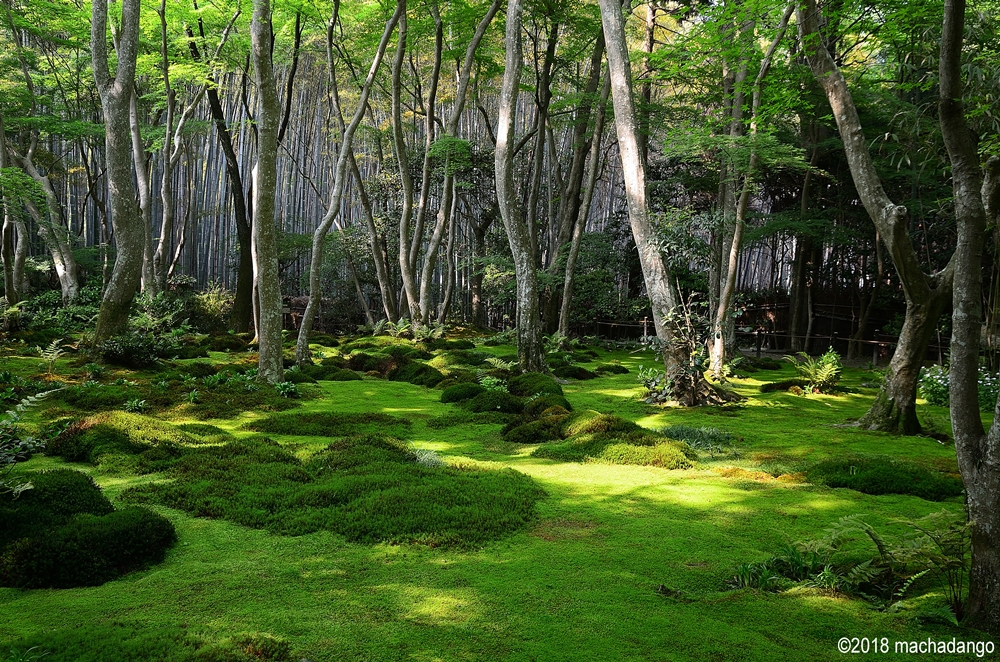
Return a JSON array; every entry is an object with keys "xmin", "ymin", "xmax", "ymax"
[
  {"xmin": 1, "ymin": 390, "xmax": 58, "ymax": 497},
  {"xmin": 386, "ymin": 318, "xmax": 411, "ymax": 339},
  {"xmin": 36, "ymin": 339, "xmax": 66, "ymax": 375},
  {"xmin": 783, "ymin": 347, "xmax": 842, "ymax": 393},
  {"xmin": 484, "ymin": 356, "xmax": 516, "ymax": 371}
]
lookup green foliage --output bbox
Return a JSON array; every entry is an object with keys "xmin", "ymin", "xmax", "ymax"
[
  {"xmin": 125, "ymin": 436, "xmax": 543, "ymax": 548},
  {"xmin": 783, "ymin": 348, "xmax": 842, "ymax": 393},
  {"xmin": 386, "ymin": 362, "xmax": 445, "ymax": 387},
  {"xmin": 188, "ymin": 282, "xmax": 234, "ymax": 334},
  {"xmin": 1, "ymin": 391, "xmax": 55, "ymax": 497},
  {"xmin": 659, "ymin": 425, "xmax": 736, "ymax": 451},
  {"xmin": 274, "ymin": 382, "xmax": 299, "ymax": 399},
  {"xmin": 595, "ymin": 363, "xmax": 629, "ymax": 375},
  {"xmin": 463, "ymin": 391, "xmax": 524, "ymax": 414},
  {"xmin": 502, "ymin": 419, "xmax": 562, "ymax": 445},
  {"xmin": 98, "ymin": 333, "xmax": 172, "ymax": 368},
  {"xmin": 440, "ymin": 383, "xmax": 486, "ymax": 403},
  {"xmin": 918, "ymin": 364, "xmax": 1000, "ymax": 411},
  {"xmin": 300, "ymin": 364, "xmax": 361, "ymax": 381},
  {"xmin": 35, "ymin": 339, "xmax": 65, "ymax": 375},
  {"xmin": 508, "ymin": 373, "xmax": 563, "ymax": 397},
  {"xmin": 759, "ymin": 378, "xmax": 809, "ymax": 393},
  {"xmin": 124, "ymin": 398, "xmax": 147, "ymax": 413},
  {"xmin": 806, "ymin": 457, "xmax": 963, "ymax": 501},
  {"xmin": 246, "ymin": 411, "xmax": 411, "ymax": 439},
  {"xmin": 477, "ymin": 375, "xmax": 507, "ymax": 392},
  {"xmin": 552, "ymin": 365, "xmax": 598, "ymax": 380},
  {"xmin": 523, "ymin": 394, "xmax": 572, "ymax": 418}
]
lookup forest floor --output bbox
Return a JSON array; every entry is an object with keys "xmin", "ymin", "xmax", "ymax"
[{"xmin": 0, "ymin": 339, "xmax": 989, "ymax": 661}]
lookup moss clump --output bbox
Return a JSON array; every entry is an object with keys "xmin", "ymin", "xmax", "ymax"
[
  {"xmin": 502, "ymin": 419, "xmax": 563, "ymax": 445},
  {"xmin": 426, "ymin": 410, "xmax": 516, "ymax": 429},
  {"xmin": 283, "ymin": 370, "xmax": 318, "ymax": 384},
  {"xmin": 383, "ymin": 344, "xmax": 432, "ymax": 361},
  {"xmin": 125, "ymin": 436, "xmax": 543, "ymax": 548},
  {"xmin": 245, "ymin": 411, "xmax": 411, "ymax": 439},
  {"xmin": 0, "ymin": 469, "xmax": 175, "ymax": 588},
  {"xmin": 46, "ymin": 412, "xmax": 204, "ymax": 473},
  {"xmin": 440, "ymin": 382, "xmax": 486, "ymax": 403},
  {"xmin": 524, "ymin": 394, "xmax": 572, "ymax": 418},
  {"xmin": 387, "ymin": 362, "xmax": 445, "ymax": 387},
  {"xmin": 464, "ymin": 391, "xmax": 524, "ymax": 414},
  {"xmin": 176, "ymin": 423, "xmax": 233, "ymax": 439},
  {"xmin": 207, "ymin": 334, "xmax": 247, "ymax": 352},
  {"xmin": 427, "ymin": 339, "xmax": 476, "ymax": 350},
  {"xmin": 760, "ymin": 379, "xmax": 809, "ymax": 393},
  {"xmin": 176, "ymin": 361, "xmax": 218, "ymax": 378},
  {"xmin": 345, "ymin": 352, "xmax": 391, "ymax": 372},
  {"xmin": 308, "ymin": 332, "xmax": 340, "ymax": 347},
  {"xmin": 301, "ymin": 364, "xmax": 361, "ymax": 381},
  {"xmin": 427, "ymin": 350, "xmax": 491, "ymax": 369},
  {"xmin": 806, "ymin": 457, "xmax": 964, "ymax": 501},
  {"xmin": 508, "ymin": 372, "xmax": 563, "ymax": 397},
  {"xmin": 595, "ymin": 363, "xmax": 629, "ymax": 375}
]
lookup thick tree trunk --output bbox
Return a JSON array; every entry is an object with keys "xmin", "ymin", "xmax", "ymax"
[
  {"xmin": 799, "ymin": 0, "xmax": 954, "ymax": 434},
  {"xmin": 598, "ymin": 0, "xmax": 684, "ymax": 375},
  {"xmin": 496, "ymin": 0, "xmax": 544, "ymax": 372},
  {"xmin": 250, "ymin": 0, "xmax": 284, "ymax": 383},
  {"xmin": 91, "ymin": 0, "xmax": 143, "ymax": 343},
  {"xmin": 939, "ymin": 0, "xmax": 1000, "ymax": 634}
]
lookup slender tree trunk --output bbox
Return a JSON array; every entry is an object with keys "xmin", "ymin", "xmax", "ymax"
[
  {"xmin": 350, "ymin": 150, "xmax": 397, "ymax": 322},
  {"xmin": 129, "ymin": 90, "xmax": 157, "ymax": 296},
  {"xmin": 940, "ymin": 0, "xmax": 1000, "ymax": 634},
  {"xmin": 92, "ymin": 0, "xmax": 143, "ymax": 343},
  {"xmin": 250, "ymin": 0, "xmax": 284, "ymax": 382},
  {"xmin": 496, "ymin": 0, "xmax": 544, "ymax": 371},
  {"xmin": 598, "ymin": 0, "xmax": 683, "ymax": 375},
  {"xmin": 799, "ymin": 0, "xmax": 954, "ymax": 434}
]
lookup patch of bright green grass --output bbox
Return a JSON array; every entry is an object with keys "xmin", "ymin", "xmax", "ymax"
[{"xmin": 244, "ymin": 411, "xmax": 411, "ymax": 439}]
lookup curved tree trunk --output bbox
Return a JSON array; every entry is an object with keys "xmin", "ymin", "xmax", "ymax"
[
  {"xmin": 91, "ymin": 0, "xmax": 143, "ymax": 343},
  {"xmin": 799, "ymin": 0, "xmax": 954, "ymax": 434}
]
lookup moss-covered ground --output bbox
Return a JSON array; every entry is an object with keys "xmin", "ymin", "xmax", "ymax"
[{"xmin": 0, "ymin": 340, "xmax": 992, "ymax": 661}]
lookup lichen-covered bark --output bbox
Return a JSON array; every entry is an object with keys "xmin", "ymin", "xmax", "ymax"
[{"xmin": 91, "ymin": 0, "xmax": 143, "ymax": 343}]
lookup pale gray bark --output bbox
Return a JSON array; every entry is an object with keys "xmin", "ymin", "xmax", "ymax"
[
  {"xmin": 129, "ymin": 89, "xmax": 156, "ymax": 296},
  {"xmin": 250, "ymin": 0, "xmax": 284, "ymax": 383},
  {"xmin": 940, "ymin": 0, "xmax": 1000, "ymax": 634},
  {"xmin": 496, "ymin": 0, "xmax": 544, "ymax": 371},
  {"xmin": 598, "ymin": 0, "xmax": 682, "ymax": 374},
  {"xmin": 92, "ymin": 0, "xmax": 143, "ymax": 342}
]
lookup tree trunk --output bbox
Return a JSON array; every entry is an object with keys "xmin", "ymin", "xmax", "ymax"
[
  {"xmin": 598, "ymin": 0, "xmax": 684, "ymax": 375},
  {"xmin": 91, "ymin": 0, "xmax": 143, "ymax": 343},
  {"xmin": 129, "ymin": 89, "xmax": 157, "ymax": 296},
  {"xmin": 496, "ymin": 0, "xmax": 544, "ymax": 371},
  {"xmin": 939, "ymin": 0, "xmax": 1000, "ymax": 634},
  {"xmin": 350, "ymin": 150, "xmax": 397, "ymax": 322},
  {"xmin": 799, "ymin": 0, "xmax": 954, "ymax": 434},
  {"xmin": 293, "ymin": 1, "xmax": 401, "ymax": 365},
  {"xmin": 250, "ymin": 0, "xmax": 284, "ymax": 383}
]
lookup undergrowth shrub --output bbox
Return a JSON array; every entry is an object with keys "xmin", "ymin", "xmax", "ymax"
[
  {"xmin": 125, "ymin": 436, "xmax": 544, "ymax": 547},
  {"xmin": 783, "ymin": 348, "xmax": 842, "ymax": 393},
  {"xmin": 98, "ymin": 333, "xmax": 174, "ymax": 368},
  {"xmin": 806, "ymin": 457, "xmax": 963, "ymax": 501},
  {"xmin": 245, "ymin": 411, "xmax": 411, "ymax": 439},
  {"xmin": 918, "ymin": 364, "xmax": 1000, "ymax": 411}
]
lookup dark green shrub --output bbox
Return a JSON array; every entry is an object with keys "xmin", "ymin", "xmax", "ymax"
[
  {"xmin": 383, "ymin": 344, "xmax": 432, "ymax": 360},
  {"xmin": 346, "ymin": 352, "xmax": 391, "ymax": 372},
  {"xmin": 387, "ymin": 362, "xmax": 445, "ymax": 387},
  {"xmin": 98, "ymin": 333, "xmax": 171, "ymax": 368},
  {"xmin": 245, "ymin": 411, "xmax": 411, "ymax": 439},
  {"xmin": 523, "ymin": 394, "xmax": 572, "ymax": 418},
  {"xmin": 806, "ymin": 458, "xmax": 964, "ymax": 501},
  {"xmin": 440, "ymin": 382, "xmax": 486, "ymax": 403},
  {"xmin": 464, "ymin": 391, "xmax": 524, "ymax": 414},
  {"xmin": 508, "ymin": 372, "xmax": 563, "ymax": 397},
  {"xmin": 126, "ymin": 435, "xmax": 543, "ymax": 548},
  {"xmin": 0, "ymin": 506, "xmax": 177, "ymax": 588},
  {"xmin": 552, "ymin": 365, "xmax": 598, "ymax": 380},
  {"xmin": 595, "ymin": 363, "xmax": 629, "ymax": 375}
]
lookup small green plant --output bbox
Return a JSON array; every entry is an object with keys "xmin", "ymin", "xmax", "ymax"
[
  {"xmin": 1, "ymin": 391, "xmax": 56, "ymax": 497},
  {"xmin": 36, "ymin": 339, "xmax": 65, "ymax": 376},
  {"xmin": 124, "ymin": 399, "xmax": 147, "ymax": 413},
  {"xmin": 186, "ymin": 390, "xmax": 200, "ymax": 404},
  {"xmin": 484, "ymin": 356, "xmax": 516, "ymax": 371},
  {"xmin": 386, "ymin": 318, "xmax": 412, "ymax": 339},
  {"xmin": 412, "ymin": 322, "xmax": 446, "ymax": 341},
  {"xmin": 274, "ymin": 381, "xmax": 299, "ymax": 399},
  {"xmin": 783, "ymin": 347, "xmax": 842, "ymax": 393},
  {"xmin": 478, "ymin": 375, "xmax": 508, "ymax": 393},
  {"xmin": 84, "ymin": 363, "xmax": 105, "ymax": 381}
]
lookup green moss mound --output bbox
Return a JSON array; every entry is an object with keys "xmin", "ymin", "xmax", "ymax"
[
  {"xmin": 245, "ymin": 411, "xmax": 411, "ymax": 439},
  {"xmin": 5, "ymin": 625, "xmax": 294, "ymax": 662},
  {"xmin": 126, "ymin": 436, "xmax": 544, "ymax": 547},
  {"xmin": 595, "ymin": 363, "xmax": 629, "ymax": 375},
  {"xmin": 46, "ymin": 412, "xmax": 206, "ymax": 473},
  {"xmin": 176, "ymin": 423, "xmax": 233, "ymax": 438},
  {"xmin": 760, "ymin": 378, "xmax": 809, "ymax": 393},
  {"xmin": 806, "ymin": 457, "xmax": 964, "ymax": 501},
  {"xmin": 464, "ymin": 391, "xmax": 524, "ymax": 414},
  {"xmin": 531, "ymin": 412, "xmax": 695, "ymax": 469},
  {"xmin": 552, "ymin": 365, "xmax": 599, "ymax": 380},
  {"xmin": 176, "ymin": 361, "xmax": 218, "ymax": 378},
  {"xmin": 345, "ymin": 352, "xmax": 391, "ymax": 372},
  {"xmin": 508, "ymin": 372, "xmax": 563, "ymax": 397},
  {"xmin": 0, "ymin": 469, "xmax": 176, "ymax": 588},
  {"xmin": 207, "ymin": 334, "xmax": 247, "ymax": 352},
  {"xmin": 503, "ymin": 419, "xmax": 561, "ymax": 445},
  {"xmin": 427, "ymin": 350, "xmax": 491, "ymax": 369},
  {"xmin": 426, "ymin": 410, "xmax": 516, "ymax": 428},
  {"xmin": 301, "ymin": 364, "xmax": 361, "ymax": 381},
  {"xmin": 440, "ymin": 382, "xmax": 486, "ymax": 403},
  {"xmin": 283, "ymin": 369, "xmax": 318, "ymax": 384},
  {"xmin": 523, "ymin": 394, "xmax": 572, "ymax": 418},
  {"xmin": 428, "ymin": 339, "xmax": 476, "ymax": 350},
  {"xmin": 307, "ymin": 332, "xmax": 340, "ymax": 347}
]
